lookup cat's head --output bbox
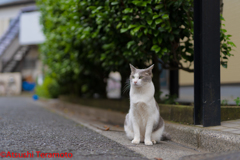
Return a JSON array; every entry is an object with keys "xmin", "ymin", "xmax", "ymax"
[{"xmin": 129, "ymin": 64, "xmax": 154, "ymax": 88}]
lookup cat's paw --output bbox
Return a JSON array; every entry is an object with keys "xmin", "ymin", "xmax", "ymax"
[
  {"xmin": 131, "ymin": 139, "xmax": 140, "ymax": 144},
  {"xmin": 144, "ymin": 140, "xmax": 153, "ymax": 145},
  {"xmin": 152, "ymin": 140, "xmax": 157, "ymax": 144}
]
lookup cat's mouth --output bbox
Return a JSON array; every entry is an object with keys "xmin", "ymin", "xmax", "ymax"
[{"xmin": 133, "ymin": 83, "xmax": 141, "ymax": 87}]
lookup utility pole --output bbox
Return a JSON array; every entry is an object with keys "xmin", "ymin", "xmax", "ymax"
[{"xmin": 194, "ymin": 0, "xmax": 221, "ymax": 127}]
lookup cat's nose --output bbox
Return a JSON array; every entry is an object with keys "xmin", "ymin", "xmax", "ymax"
[{"xmin": 134, "ymin": 81, "xmax": 137, "ymax": 84}]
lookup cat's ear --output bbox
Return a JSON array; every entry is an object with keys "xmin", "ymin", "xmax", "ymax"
[
  {"xmin": 129, "ymin": 64, "xmax": 136, "ymax": 72},
  {"xmin": 142, "ymin": 64, "xmax": 154, "ymax": 76},
  {"xmin": 146, "ymin": 64, "xmax": 154, "ymax": 71}
]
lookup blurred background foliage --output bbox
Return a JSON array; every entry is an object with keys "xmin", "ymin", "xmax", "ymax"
[
  {"xmin": 37, "ymin": 0, "xmax": 235, "ymax": 99},
  {"xmin": 35, "ymin": 76, "xmax": 59, "ymax": 98}
]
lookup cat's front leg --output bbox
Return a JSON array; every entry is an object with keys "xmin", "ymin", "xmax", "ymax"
[
  {"xmin": 131, "ymin": 119, "xmax": 140, "ymax": 144},
  {"xmin": 144, "ymin": 119, "xmax": 154, "ymax": 145}
]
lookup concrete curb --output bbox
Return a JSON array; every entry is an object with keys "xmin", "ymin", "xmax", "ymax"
[
  {"xmin": 165, "ymin": 122, "xmax": 240, "ymax": 152},
  {"xmin": 41, "ymin": 99, "xmax": 240, "ymax": 153}
]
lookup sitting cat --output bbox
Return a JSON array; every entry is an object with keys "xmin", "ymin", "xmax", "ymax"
[{"xmin": 124, "ymin": 64, "xmax": 165, "ymax": 145}]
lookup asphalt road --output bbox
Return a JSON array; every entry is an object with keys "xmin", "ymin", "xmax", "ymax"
[{"xmin": 0, "ymin": 97, "xmax": 147, "ymax": 160}]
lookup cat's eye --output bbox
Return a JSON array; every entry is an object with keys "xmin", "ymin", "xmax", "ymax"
[
  {"xmin": 132, "ymin": 76, "xmax": 135, "ymax": 78},
  {"xmin": 139, "ymin": 76, "xmax": 143, "ymax": 79}
]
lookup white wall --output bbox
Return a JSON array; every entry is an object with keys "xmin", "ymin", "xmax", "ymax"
[
  {"xmin": 0, "ymin": 72, "xmax": 21, "ymax": 95},
  {"xmin": 20, "ymin": 11, "xmax": 45, "ymax": 45}
]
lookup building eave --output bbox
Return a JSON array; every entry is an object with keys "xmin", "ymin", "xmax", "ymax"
[{"xmin": 0, "ymin": 0, "xmax": 35, "ymax": 8}]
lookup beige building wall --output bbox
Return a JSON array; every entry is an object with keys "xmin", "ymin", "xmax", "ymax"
[
  {"xmin": 21, "ymin": 45, "xmax": 42, "ymax": 81},
  {"xmin": 179, "ymin": 0, "xmax": 240, "ymax": 86},
  {"xmin": 0, "ymin": 19, "xmax": 9, "ymax": 36}
]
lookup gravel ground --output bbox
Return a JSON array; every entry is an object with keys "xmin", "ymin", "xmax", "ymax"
[{"xmin": 0, "ymin": 97, "xmax": 147, "ymax": 160}]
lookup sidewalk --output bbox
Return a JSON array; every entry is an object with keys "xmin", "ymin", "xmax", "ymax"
[
  {"xmin": 39, "ymin": 99, "xmax": 240, "ymax": 154},
  {"xmin": 201, "ymin": 120, "xmax": 240, "ymax": 135},
  {"xmin": 161, "ymin": 85, "xmax": 240, "ymax": 105}
]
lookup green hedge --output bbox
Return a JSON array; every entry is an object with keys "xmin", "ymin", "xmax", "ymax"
[
  {"xmin": 35, "ymin": 76, "xmax": 60, "ymax": 98},
  {"xmin": 37, "ymin": 0, "xmax": 235, "ymax": 97}
]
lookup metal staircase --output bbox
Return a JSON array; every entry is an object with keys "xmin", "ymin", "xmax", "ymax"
[
  {"xmin": 0, "ymin": 14, "xmax": 20, "ymax": 58},
  {"xmin": 0, "ymin": 6, "xmax": 37, "ymax": 73},
  {"xmin": 2, "ymin": 45, "xmax": 30, "ymax": 72}
]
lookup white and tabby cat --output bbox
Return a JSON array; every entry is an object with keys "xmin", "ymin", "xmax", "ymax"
[{"xmin": 124, "ymin": 64, "xmax": 165, "ymax": 145}]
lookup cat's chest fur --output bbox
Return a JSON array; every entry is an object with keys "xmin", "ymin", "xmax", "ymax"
[
  {"xmin": 130, "ymin": 82, "xmax": 154, "ymax": 101},
  {"xmin": 129, "ymin": 82, "xmax": 157, "ymax": 134},
  {"xmin": 130, "ymin": 82, "xmax": 156, "ymax": 114}
]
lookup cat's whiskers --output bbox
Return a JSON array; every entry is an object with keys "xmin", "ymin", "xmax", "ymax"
[{"xmin": 123, "ymin": 80, "xmax": 130, "ymax": 94}]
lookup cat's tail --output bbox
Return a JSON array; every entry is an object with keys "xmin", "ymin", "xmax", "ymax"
[{"xmin": 161, "ymin": 132, "xmax": 171, "ymax": 141}]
